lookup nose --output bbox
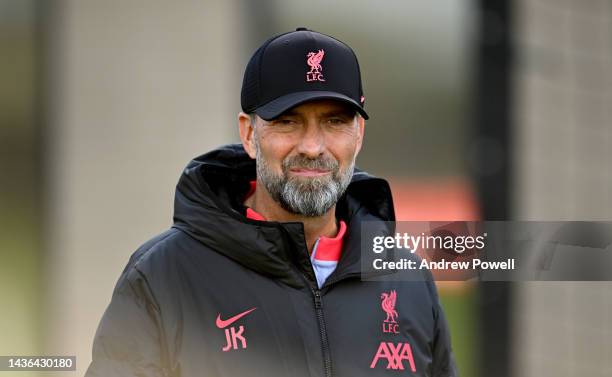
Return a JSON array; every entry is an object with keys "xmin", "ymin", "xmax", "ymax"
[{"xmin": 296, "ymin": 123, "xmax": 325, "ymax": 158}]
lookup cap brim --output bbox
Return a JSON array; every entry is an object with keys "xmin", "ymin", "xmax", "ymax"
[{"xmin": 255, "ymin": 91, "xmax": 369, "ymax": 121}]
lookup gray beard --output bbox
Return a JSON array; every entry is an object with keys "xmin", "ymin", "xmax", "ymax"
[{"xmin": 255, "ymin": 142, "xmax": 355, "ymax": 217}]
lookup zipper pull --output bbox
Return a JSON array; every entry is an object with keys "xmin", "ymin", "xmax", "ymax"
[{"xmin": 313, "ymin": 289, "xmax": 322, "ymax": 309}]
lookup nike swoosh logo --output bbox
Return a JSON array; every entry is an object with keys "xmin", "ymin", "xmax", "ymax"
[{"xmin": 215, "ymin": 307, "xmax": 257, "ymax": 329}]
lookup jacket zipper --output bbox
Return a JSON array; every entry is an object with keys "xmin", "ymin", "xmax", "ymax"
[
  {"xmin": 311, "ymin": 287, "xmax": 333, "ymax": 377},
  {"xmin": 278, "ymin": 224, "xmax": 333, "ymax": 377}
]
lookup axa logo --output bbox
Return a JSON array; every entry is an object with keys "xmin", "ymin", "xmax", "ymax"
[
  {"xmin": 215, "ymin": 307, "xmax": 256, "ymax": 352},
  {"xmin": 306, "ymin": 49, "xmax": 325, "ymax": 82},
  {"xmin": 381, "ymin": 290, "xmax": 399, "ymax": 334},
  {"xmin": 370, "ymin": 342, "xmax": 416, "ymax": 372}
]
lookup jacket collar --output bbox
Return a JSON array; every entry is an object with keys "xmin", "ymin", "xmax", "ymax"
[{"xmin": 172, "ymin": 144, "xmax": 396, "ymax": 289}]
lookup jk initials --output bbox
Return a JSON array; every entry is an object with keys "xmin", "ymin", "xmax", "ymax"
[
  {"xmin": 222, "ymin": 326, "xmax": 247, "ymax": 351},
  {"xmin": 370, "ymin": 342, "xmax": 416, "ymax": 372}
]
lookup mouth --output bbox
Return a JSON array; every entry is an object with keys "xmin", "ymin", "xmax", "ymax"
[{"xmin": 289, "ymin": 168, "xmax": 332, "ymax": 177}]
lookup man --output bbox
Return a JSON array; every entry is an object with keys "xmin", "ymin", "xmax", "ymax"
[{"xmin": 86, "ymin": 28, "xmax": 457, "ymax": 377}]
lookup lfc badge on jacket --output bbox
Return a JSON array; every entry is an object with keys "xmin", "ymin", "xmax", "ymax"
[{"xmin": 381, "ymin": 290, "xmax": 399, "ymax": 334}]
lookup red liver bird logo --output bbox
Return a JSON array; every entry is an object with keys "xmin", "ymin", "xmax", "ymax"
[
  {"xmin": 381, "ymin": 290, "xmax": 398, "ymax": 323},
  {"xmin": 306, "ymin": 49, "xmax": 325, "ymax": 82},
  {"xmin": 307, "ymin": 49, "xmax": 324, "ymax": 73}
]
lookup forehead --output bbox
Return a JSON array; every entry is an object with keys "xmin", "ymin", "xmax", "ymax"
[{"xmin": 278, "ymin": 99, "xmax": 356, "ymax": 117}]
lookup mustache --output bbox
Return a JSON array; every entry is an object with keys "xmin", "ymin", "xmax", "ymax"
[{"xmin": 282, "ymin": 154, "xmax": 339, "ymax": 172}]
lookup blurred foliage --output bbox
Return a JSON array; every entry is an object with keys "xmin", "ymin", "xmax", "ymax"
[
  {"xmin": 440, "ymin": 286, "xmax": 479, "ymax": 377},
  {"xmin": 0, "ymin": 1, "xmax": 42, "ymax": 374}
]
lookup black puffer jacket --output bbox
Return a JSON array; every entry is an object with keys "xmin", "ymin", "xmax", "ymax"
[{"xmin": 86, "ymin": 144, "xmax": 457, "ymax": 377}]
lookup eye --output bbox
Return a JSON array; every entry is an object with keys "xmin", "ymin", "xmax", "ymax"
[
  {"xmin": 273, "ymin": 118, "xmax": 297, "ymax": 126},
  {"xmin": 326, "ymin": 117, "xmax": 351, "ymax": 126}
]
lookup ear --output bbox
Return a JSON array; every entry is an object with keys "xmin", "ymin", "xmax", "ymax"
[
  {"xmin": 354, "ymin": 115, "xmax": 365, "ymax": 156},
  {"xmin": 238, "ymin": 112, "xmax": 257, "ymax": 159}
]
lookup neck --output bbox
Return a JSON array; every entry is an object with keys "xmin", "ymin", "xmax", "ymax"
[{"xmin": 244, "ymin": 182, "xmax": 338, "ymax": 254}]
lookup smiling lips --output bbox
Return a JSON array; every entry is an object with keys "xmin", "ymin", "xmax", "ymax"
[{"xmin": 289, "ymin": 168, "xmax": 331, "ymax": 177}]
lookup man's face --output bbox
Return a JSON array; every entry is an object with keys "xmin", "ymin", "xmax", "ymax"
[{"xmin": 246, "ymin": 100, "xmax": 365, "ymax": 217}]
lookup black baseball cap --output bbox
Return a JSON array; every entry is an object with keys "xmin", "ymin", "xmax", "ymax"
[{"xmin": 241, "ymin": 27, "xmax": 368, "ymax": 121}]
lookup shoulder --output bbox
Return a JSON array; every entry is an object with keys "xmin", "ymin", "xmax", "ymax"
[
  {"xmin": 117, "ymin": 228, "xmax": 203, "ymax": 286},
  {"xmin": 124, "ymin": 228, "xmax": 183, "ymax": 270},
  {"xmin": 110, "ymin": 228, "xmax": 208, "ymax": 308}
]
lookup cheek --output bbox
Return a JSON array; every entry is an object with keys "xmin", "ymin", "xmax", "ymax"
[
  {"xmin": 329, "ymin": 135, "xmax": 360, "ymax": 165},
  {"xmin": 258, "ymin": 134, "xmax": 294, "ymax": 171}
]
